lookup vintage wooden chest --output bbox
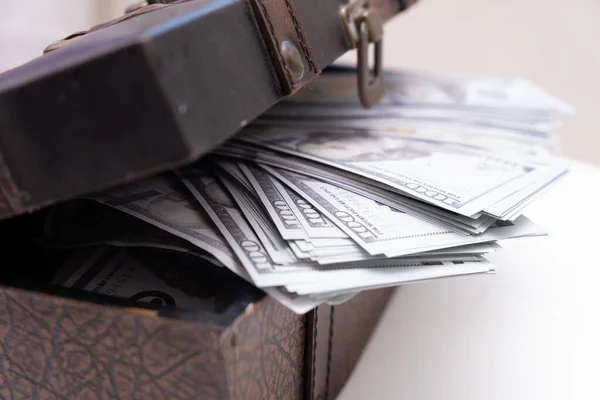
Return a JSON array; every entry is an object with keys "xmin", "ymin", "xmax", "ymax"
[{"xmin": 0, "ymin": 1, "xmax": 418, "ymax": 398}]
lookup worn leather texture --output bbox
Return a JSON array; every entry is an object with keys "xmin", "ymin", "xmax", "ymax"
[
  {"xmin": 307, "ymin": 288, "xmax": 395, "ymax": 400},
  {"xmin": 221, "ymin": 298, "xmax": 306, "ymax": 400},
  {"xmin": 0, "ymin": 286, "xmax": 306, "ymax": 400},
  {"xmin": 0, "ymin": 287, "xmax": 226, "ymax": 399},
  {"xmin": 0, "ymin": 282, "xmax": 391, "ymax": 399},
  {"xmin": 249, "ymin": 0, "xmax": 320, "ymax": 95}
]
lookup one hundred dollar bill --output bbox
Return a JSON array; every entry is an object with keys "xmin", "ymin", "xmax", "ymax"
[
  {"xmin": 263, "ymin": 165, "xmax": 545, "ymax": 257},
  {"xmin": 53, "ymin": 246, "xmax": 218, "ymax": 312},
  {"xmin": 213, "ymin": 146, "xmax": 497, "ymax": 233},
  {"xmin": 215, "ymin": 169, "xmax": 297, "ymax": 265},
  {"xmin": 93, "ymin": 175, "xmax": 240, "ymax": 271},
  {"xmin": 91, "ymin": 174, "xmax": 329, "ymax": 314},
  {"xmin": 238, "ymin": 161, "xmax": 346, "ymax": 239},
  {"xmin": 238, "ymin": 127, "xmax": 556, "ymax": 217},
  {"xmin": 179, "ymin": 166, "xmax": 495, "ymax": 287},
  {"xmin": 237, "ymin": 162, "xmax": 308, "ymax": 240},
  {"xmin": 40, "ymin": 200, "xmax": 223, "ymax": 265}
]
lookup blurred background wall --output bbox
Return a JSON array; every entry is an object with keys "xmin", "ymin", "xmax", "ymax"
[{"xmin": 0, "ymin": 0, "xmax": 598, "ymax": 164}]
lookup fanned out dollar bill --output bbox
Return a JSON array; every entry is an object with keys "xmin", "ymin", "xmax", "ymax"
[
  {"xmin": 231, "ymin": 127, "xmax": 568, "ymax": 218},
  {"xmin": 45, "ymin": 68, "xmax": 571, "ymax": 314}
]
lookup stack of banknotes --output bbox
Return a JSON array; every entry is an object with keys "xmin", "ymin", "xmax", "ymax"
[{"xmin": 44, "ymin": 68, "xmax": 573, "ymax": 314}]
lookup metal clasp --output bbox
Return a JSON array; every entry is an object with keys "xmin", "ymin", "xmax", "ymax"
[{"xmin": 340, "ymin": 0, "xmax": 386, "ymax": 109}]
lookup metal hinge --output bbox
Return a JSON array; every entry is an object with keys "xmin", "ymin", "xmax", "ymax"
[{"xmin": 340, "ymin": 0, "xmax": 386, "ymax": 109}]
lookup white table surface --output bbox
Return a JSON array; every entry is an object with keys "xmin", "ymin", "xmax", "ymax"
[{"xmin": 338, "ymin": 159, "xmax": 600, "ymax": 400}]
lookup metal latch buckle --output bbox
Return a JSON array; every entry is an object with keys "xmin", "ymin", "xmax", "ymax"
[{"xmin": 340, "ymin": 0, "xmax": 386, "ymax": 109}]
